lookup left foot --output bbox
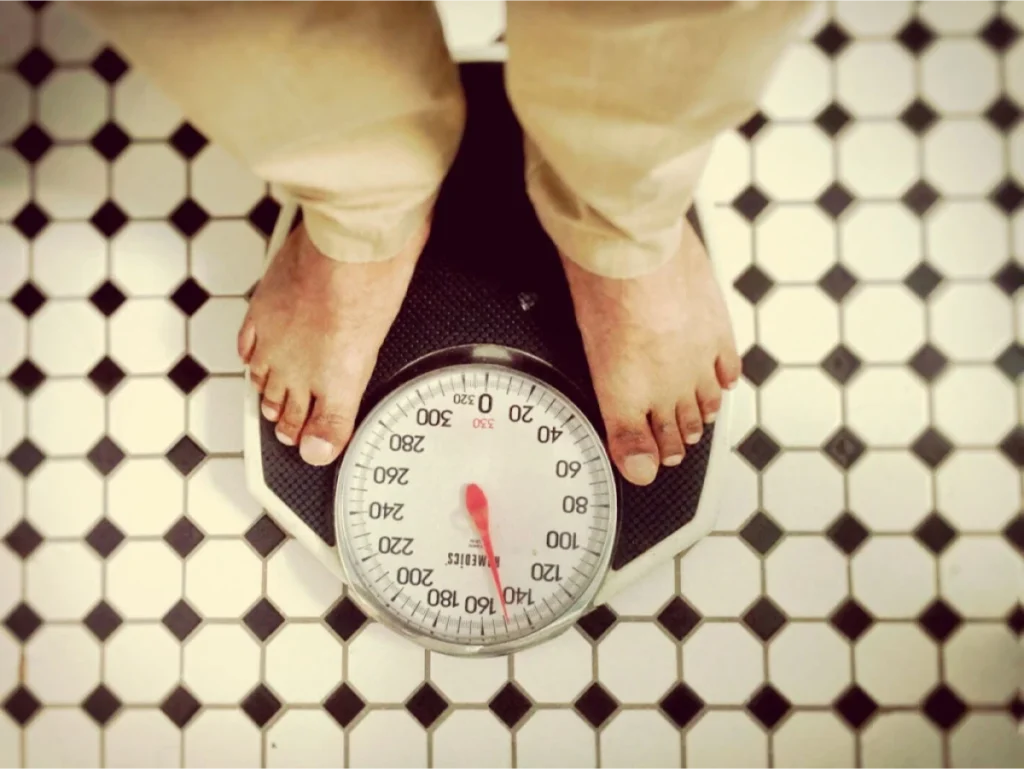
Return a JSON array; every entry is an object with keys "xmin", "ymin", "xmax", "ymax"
[{"xmin": 561, "ymin": 218, "xmax": 741, "ymax": 486}]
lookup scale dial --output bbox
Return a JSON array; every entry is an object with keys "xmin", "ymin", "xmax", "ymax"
[{"xmin": 335, "ymin": 349, "xmax": 618, "ymax": 655}]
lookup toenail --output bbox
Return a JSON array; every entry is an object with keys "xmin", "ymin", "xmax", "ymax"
[
  {"xmin": 705, "ymin": 412, "xmax": 717, "ymax": 424},
  {"xmin": 261, "ymin": 402, "xmax": 281, "ymax": 421},
  {"xmin": 727, "ymin": 381, "xmax": 738, "ymax": 390},
  {"xmin": 623, "ymin": 454, "xmax": 658, "ymax": 485},
  {"xmin": 275, "ymin": 428, "xmax": 295, "ymax": 446},
  {"xmin": 663, "ymin": 454, "xmax": 683, "ymax": 467},
  {"xmin": 685, "ymin": 432, "xmax": 702, "ymax": 445},
  {"xmin": 300, "ymin": 436, "xmax": 336, "ymax": 466}
]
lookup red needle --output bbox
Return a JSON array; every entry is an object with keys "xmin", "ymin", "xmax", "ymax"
[{"xmin": 465, "ymin": 483, "xmax": 510, "ymax": 621}]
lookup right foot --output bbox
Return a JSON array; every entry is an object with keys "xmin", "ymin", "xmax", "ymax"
[{"xmin": 238, "ymin": 221, "xmax": 428, "ymax": 466}]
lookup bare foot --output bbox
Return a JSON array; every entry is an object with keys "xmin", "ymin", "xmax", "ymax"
[
  {"xmin": 238, "ymin": 222, "xmax": 428, "ymax": 466},
  {"xmin": 561, "ymin": 219, "xmax": 741, "ymax": 486}
]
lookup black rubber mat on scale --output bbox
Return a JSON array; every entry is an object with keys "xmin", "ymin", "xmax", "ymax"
[{"xmin": 260, "ymin": 63, "xmax": 712, "ymax": 571}]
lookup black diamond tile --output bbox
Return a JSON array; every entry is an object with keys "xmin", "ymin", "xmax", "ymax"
[
  {"xmin": 918, "ymin": 599, "xmax": 963, "ymax": 643},
  {"xmin": 900, "ymin": 99, "xmax": 939, "ymax": 135},
  {"xmin": 996, "ymin": 343, "xmax": 1024, "ymax": 381},
  {"xmin": 325, "ymin": 596, "xmax": 367, "ymax": 641},
  {"xmin": 89, "ymin": 200, "xmax": 128, "ymax": 238},
  {"xmin": 741, "ymin": 344, "xmax": 778, "ymax": 387},
  {"xmin": 83, "ymin": 600, "xmax": 122, "ymax": 641},
  {"xmin": 576, "ymin": 604, "xmax": 618, "ymax": 641},
  {"xmin": 686, "ymin": 206, "xmax": 704, "ymax": 243},
  {"xmin": 11, "ymin": 281, "xmax": 46, "ymax": 318},
  {"xmin": 13, "ymin": 124, "xmax": 53, "ymax": 163},
  {"xmin": 87, "ymin": 357, "xmax": 125, "ymax": 395},
  {"xmin": 738, "ymin": 110, "xmax": 769, "ymax": 140},
  {"xmin": 815, "ymin": 102, "xmax": 852, "ymax": 137},
  {"xmin": 169, "ymin": 199, "xmax": 210, "ymax": 238},
  {"xmin": 324, "ymin": 683, "xmax": 364, "ymax": 728},
  {"xmin": 164, "ymin": 516, "xmax": 204, "ymax": 558},
  {"xmin": 732, "ymin": 185, "xmax": 770, "ymax": 222},
  {"xmin": 3, "ymin": 685, "xmax": 40, "ymax": 725},
  {"xmin": 813, "ymin": 21, "xmax": 850, "ymax": 56},
  {"xmin": 999, "ymin": 426, "xmax": 1024, "ymax": 467},
  {"xmin": 827, "ymin": 512, "xmax": 869, "ymax": 555},
  {"xmin": 170, "ymin": 278, "xmax": 210, "ymax": 317},
  {"xmin": 902, "ymin": 180, "xmax": 940, "ymax": 216},
  {"xmin": 91, "ymin": 47, "xmax": 129, "ymax": 84},
  {"xmin": 904, "ymin": 262, "xmax": 944, "ymax": 300},
  {"xmin": 245, "ymin": 515, "xmax": 286, "ymax": 558},
  {"xmin": 740, "ymin": 511, "xmax": 783, "ymax": 555},
  {"xmin": 912, "ymin": 428, "xmax": 954, "ymax": 468},
  {"xmin": 169, "ymin": 122, "xmax": 209, "ymax": 160},
  {"xmin": 990, "ymin": 178, "xmax": 1024, "ymax": 214},
  {"xmin": 742, "ymin": 597, "xmax": 787, "ymax": 642},
  {"xmin": 829, "ymin": 598, "xmax": 875, "ymax": 642},
  {"xmin": 985, "ymin": 96, "xmax": 1022, "ymax": 132},
  {"xmin": 823, "ymin": 427, "xmax": 866, "ymax": 470},
  {"xmin": 165, "ymin": 435, "xmax": 207, "ymax": 476},
  {"xmin": 1004, "ymin": 513, "xmax": 1024, "ymax": 553},
  {"xmin": 923, "ymin": 684, "xmax": 968, "ymax": 730},
  {"xmin": 85, "ymin": 517, "xmax": 125, "ymax": 559},
  {"xmin": 167, "ymin": 355, "xmax": 208, "ymax": 395},
  {"xmin": 746, "ymin": 684, "xmax": 791, "ymax": 729},
  {"xmin": 834, "ymin": 685, "xmax": 879, "ymax": 729},
  {"xmin": 3, "ymin": 602, "xmax": 42, "ymax": 642},
  {"xmin": 816, "ymin": 183, "xmax": 854, "ymax": 219},
  {"xmin": 490, "ymin": 682, "xmax": 533, "ymax": 728},
  {"xmin": 737, "ymin": 427, "xmax": 780, "ymax": 471},
  {"xmin": 161, "ymin": 686, "xmax": 201, "ymax": 728},
  {"xmin": 573, "ymin": 682, "xmax": 618, "ymax": 728},
  {"xmin": 162, "ymin": 600, "xmax": 202, "ymax": 641},
  {"xmin": 6, "ymin": 439, "xmax": 45, "ymax": 477},
  {"xmin": 657, "ymin": 597, "xmax": 702, "ymax": 641},
  {"xmin": 90, "ymin": 122, "xmax": 131, "ymax": 162},
  {"xmin": 243, "ymin": 598, "xmax": 284, "ymax": 642},
  {"xmin": 914, "ymin": 513, "xmax": 957, "ymax": 555},
  {"xmin": 8, "ymin": 359, "xmax": 46, "ymax": 396},
  {"xmin": 12, "ymin": 203, "xmax": 50, "ymax": 239},
  {"xmin": 89, "ymin": 280, "xmax": 126, "ymax": 316},
  {"xmin": 1006, "ymin": 604, "xmax": 1024, "ymax": 636},
  {"xmin": 818, "ymin": 264, "xmax": 858, "ymax": 302},
  {"xmin": 1010, "ymin": 693, "xmax": 1024, "ymax": 722},
  {"xmin": 241, "ymin": 684, "xmax": 281, "ymax": 728},
  {"xmin": 993, "ymin": 261, "xmax": 1024, "ymax": 296},
  {"xmin": 16, "ymin": 47, "xmax": 55, "ymax": 86},
  {"xmin": 733, "ymin": 265, "xmax": 775, "ymax": 305},
  {"xmin": 980, "ymin": 16, "xmax": 1020, "ymax": 51},
  {"xmin": 247, "ymin": 196, "xmax": 282, "ymax": 238},
  {"xmin": 86, "ymin": 436, "xmax": 125, "ymax": 477},
  {"xmin": 659, "ymin": 683, "xmax": 704, "ymax": 729},
  {"xmin": 82, "ymin": 684, "xmax": 121, "ymax": 725},
  {"xmin": 405, "ymin": 682, "xmax": 449, "ymax": 728},
  {"xmin": 909, "ymin": 344, "xmax": 948, "ymax": 383},
  {"xmin": 896, "ymin": 19, "xmax": 936, "ymax": 55},
  {"xmin": 4, "ymin": 520, "xmax": 42, "ymax": 559},
  {"xmin": 25, "ymin": 1, "xmax": 50, "ymax": 11},
  {"xmin": 820, "ymin": 344, "xmax": 862, "ymax": 385}
]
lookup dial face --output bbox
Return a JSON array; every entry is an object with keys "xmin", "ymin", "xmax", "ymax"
[{"xmin": 335, "ymin": 361, "xmax": 617, "ymax": 653}]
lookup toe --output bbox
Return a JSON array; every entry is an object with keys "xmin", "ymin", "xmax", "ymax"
[
  {"xmin": 696, "ymin": 378, "xmax": 723, "ymax": 425},
  {"xmin": 650, "ymin": 408, "xmax": 685, "ymax": 467},
  {"xmin": 606, "ymin": 417, "xmax": 660, "ymax": 486},
  {"xmin": 299, "ymin": 396, "xmax": 356, "ymax": 467},
  {"xmin": 248, "ymin": 360, "xmax": 269, "ymax": 393},
  {"xmin": 237, "ymin": 316, "xmax": 257, "ymax": 364},
  {"xmin": 260, "ymin": 372, "xmax": 286, "ymax": 422},
  {"xmin": 677, "ymin": 397, "xmax": 704, "ymax": 445},
  {"xmin": 275, "ymin": 389, "xmax": 310, "ymax": 447},
  {"xmin": 716, "ymin": 348, "xmax": 742, "ymax": 391}
]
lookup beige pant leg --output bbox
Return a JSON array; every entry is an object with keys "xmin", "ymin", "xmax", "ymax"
[
  {"xmin": 506, "ymin": 1, "xmax": 813, "ymax": 279},
  {"xmin": 79, "ymin": 1, "xmax": 465, "ymax": 263}
]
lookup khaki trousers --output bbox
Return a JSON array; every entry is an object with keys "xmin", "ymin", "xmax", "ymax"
[{"xmin": 81, "ymin": 1, "xmax": 811, "ymax": 279}]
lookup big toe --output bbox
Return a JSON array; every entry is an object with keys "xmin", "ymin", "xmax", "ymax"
[
  {"xmin": 299, "ymin": 397, "xmax": 356, "ymax": 467},
  {"xmin": 604, "ymin": 413, "xmax": 660, "ymax": 486}
]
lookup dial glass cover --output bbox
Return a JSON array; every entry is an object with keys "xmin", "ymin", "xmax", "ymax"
[{"xmin": 335, "ymin": 361, "xmax": 617, "ymax": 653}]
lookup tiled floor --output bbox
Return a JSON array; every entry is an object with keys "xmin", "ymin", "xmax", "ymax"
[{"xmin": 1, "ymin": 1, "xmax": 1022, "ymax": 767}]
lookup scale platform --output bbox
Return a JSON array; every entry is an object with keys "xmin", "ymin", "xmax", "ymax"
[{"xmin": 243, "ymin": 63, "xmax": 730, "ymax": 605}]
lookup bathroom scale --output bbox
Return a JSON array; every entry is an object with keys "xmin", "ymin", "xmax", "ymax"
[{"xmin": 243, "ymin": 63, "xmax": 731, "ymax": 655}]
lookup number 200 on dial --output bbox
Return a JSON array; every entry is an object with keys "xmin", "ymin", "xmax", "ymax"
[{"xmin": 334, "ymin": 361, "xmax": 618, "ymax": 654}]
